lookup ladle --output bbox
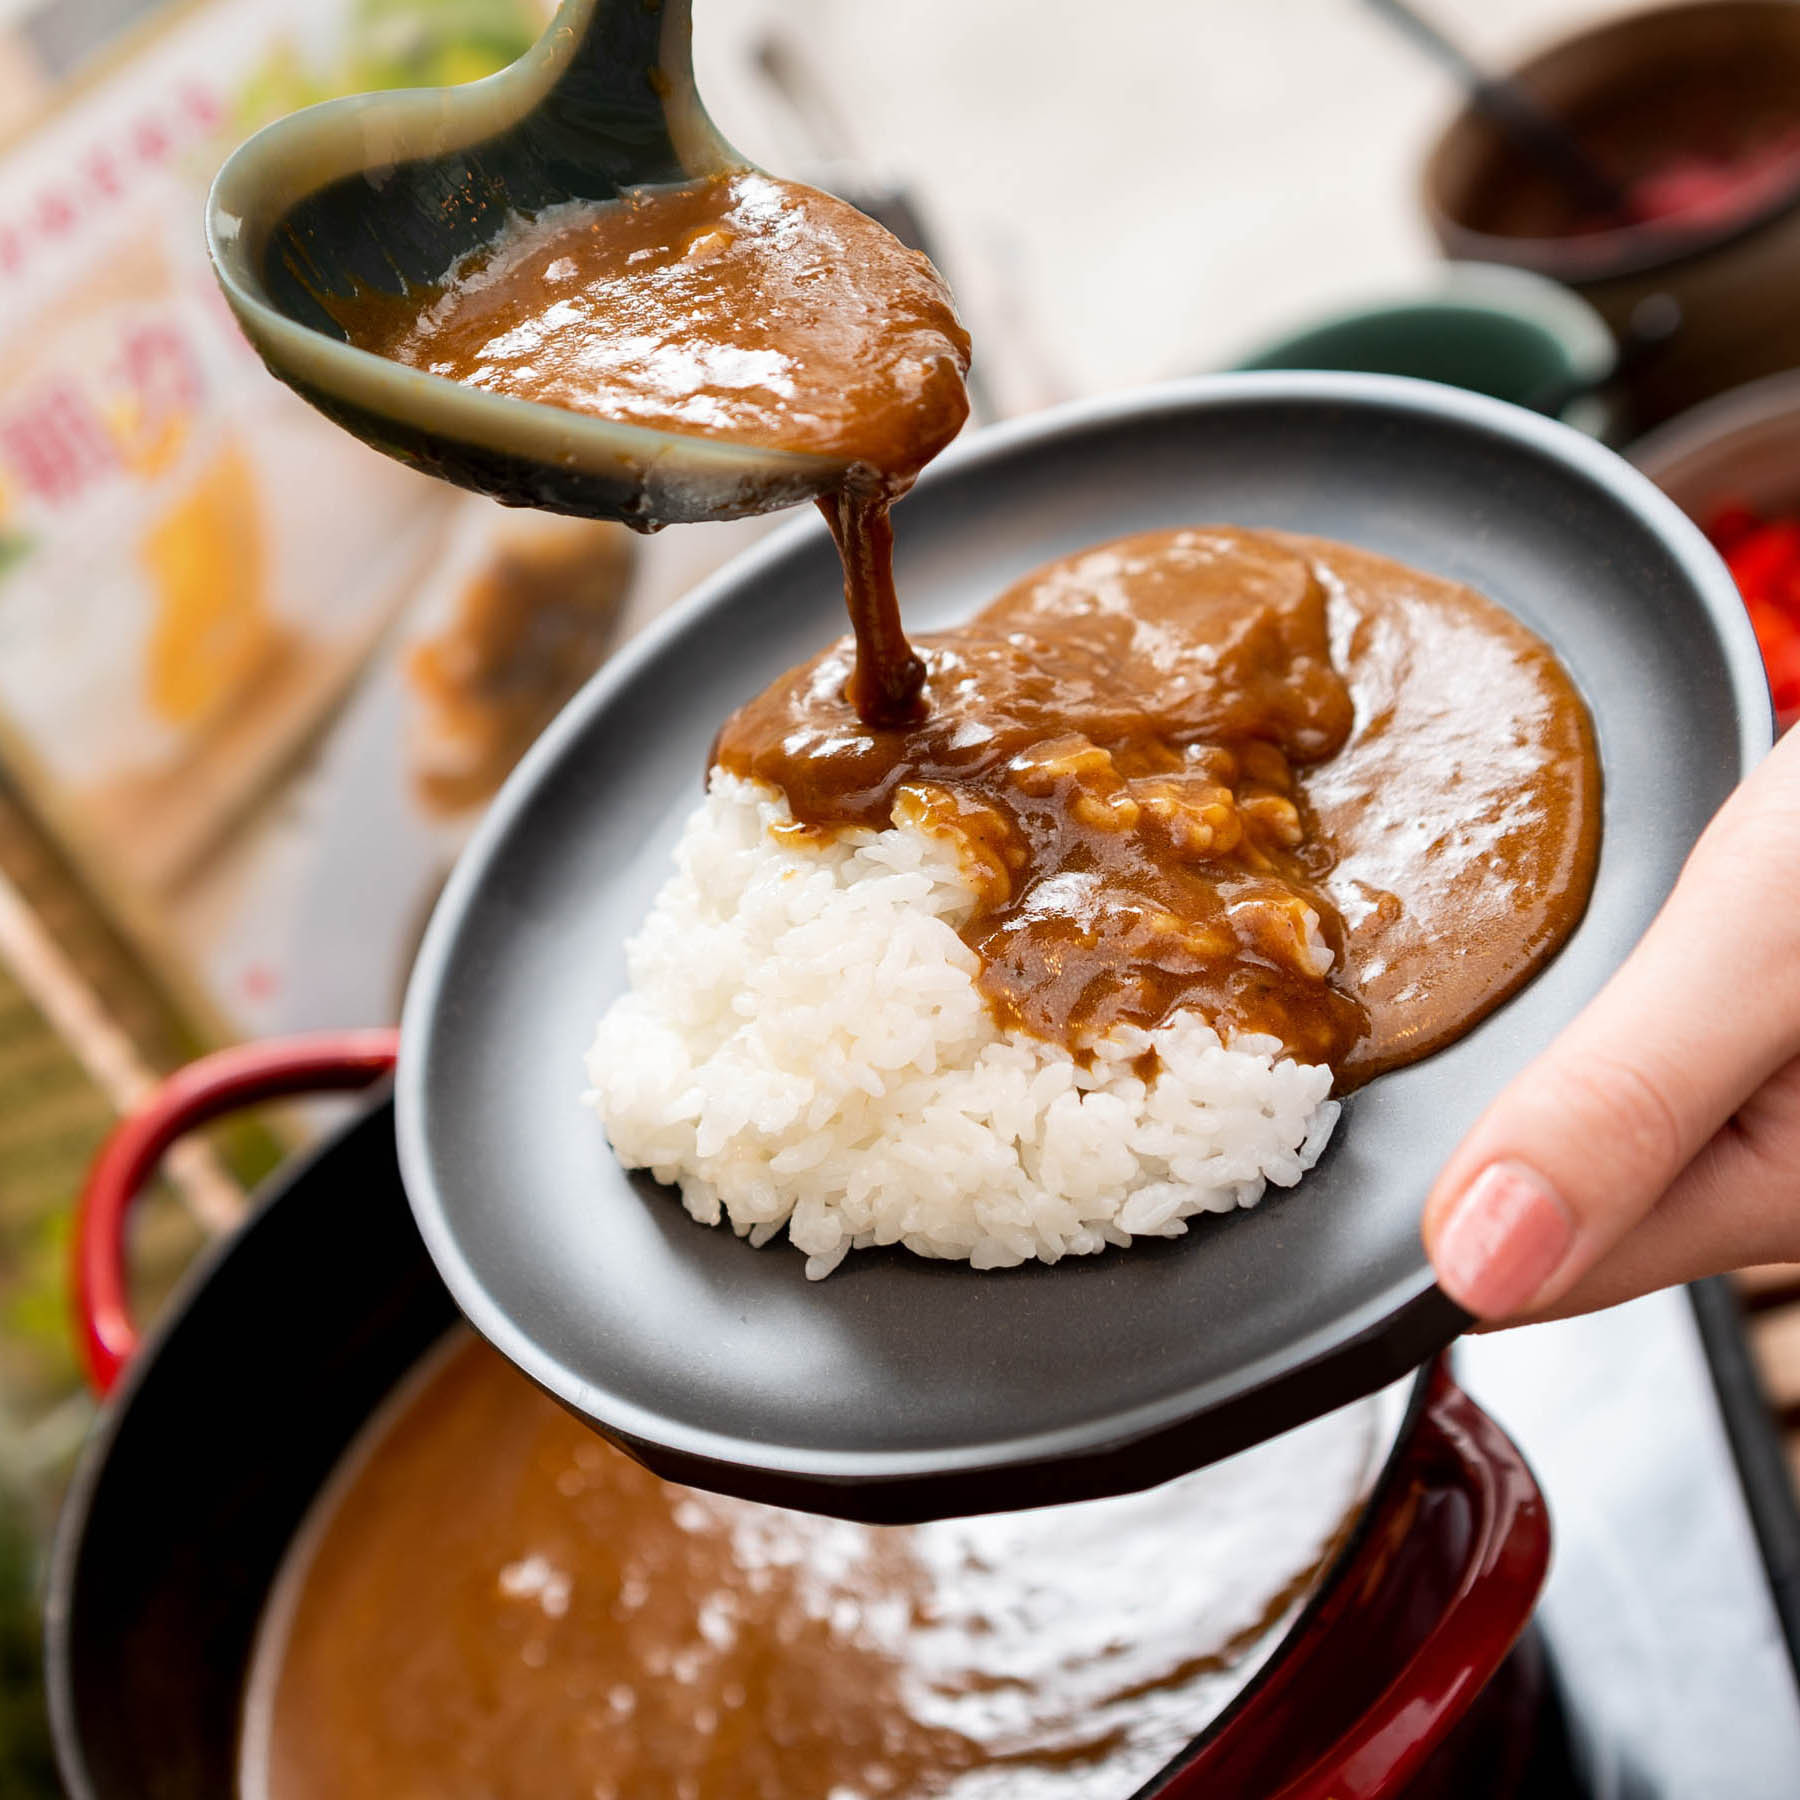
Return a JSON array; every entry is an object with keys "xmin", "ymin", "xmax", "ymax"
[{"xmin": 205, "ymin": 0, "xmax": 848, "ymax": 529}]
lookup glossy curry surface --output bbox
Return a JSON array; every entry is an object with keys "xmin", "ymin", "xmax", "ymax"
[
  {"xmin": 718, "ymin": 527, "xmax": 1600, "ymax": 1087},
  {"xmin": 245, "ymin": 1334, "xmax": 1378, "ymax": 1800},
  {"xmin": 329, "ymin": 170, "xmax": 971, "ymax": 723}
]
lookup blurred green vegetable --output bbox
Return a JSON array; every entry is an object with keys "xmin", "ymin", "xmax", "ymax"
[
  {"xmin": 348, "ymin": 0, "xmax": 544, "ymax": 91},
  {"xmin": 234, "ymin": 0, "xmax": 544, "ymax": 136}
]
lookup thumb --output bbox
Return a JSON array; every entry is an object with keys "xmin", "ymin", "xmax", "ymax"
[{"xmin": 1423, "ymin": 752, "xmax": 1800, "ymax": 1321}]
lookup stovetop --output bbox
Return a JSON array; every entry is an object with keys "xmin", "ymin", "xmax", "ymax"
[{"xmin": 1460, "ymin": 1286, "xmax": 1800, "ymax": 1797}]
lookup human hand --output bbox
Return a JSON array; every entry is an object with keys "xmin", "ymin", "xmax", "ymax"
[{"xmin": 1423, "ymin": 718, "xmax": 1800, "ymax": 1324}]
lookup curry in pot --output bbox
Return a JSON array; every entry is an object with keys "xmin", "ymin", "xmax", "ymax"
[{"xmin": 240, "ymin": 1333, "xmax": 1383, "ymax": 1800}]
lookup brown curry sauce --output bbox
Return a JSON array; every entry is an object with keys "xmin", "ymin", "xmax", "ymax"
[
  {"xmin": 718, "ymin": 525, "xmax": 1599, "ymax": 1087},
  {"xmin": 244, "ymin": 1335, "xmax": 1379, "ymax": 1800},
  {"xmin": 328, "ymin": 170, "xmax": 972, "ymax": 724}
]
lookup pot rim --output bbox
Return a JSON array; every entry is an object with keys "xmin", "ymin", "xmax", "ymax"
[
  {"xmin": 1126, "ymin": 1364, "xmax": 1430, "ymax": 1795},
  {"xmin": 44, "ymin": 1082, "xmax": 399, "ymax": 1800}
]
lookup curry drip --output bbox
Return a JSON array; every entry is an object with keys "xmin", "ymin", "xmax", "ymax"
[
  {"xmin": 326, "ymin": 170, "xmax": 969, "ymax": 725},
  {"xmin": 717, "ymin": 526, "xmax": 1601, "ymax": 1088}
]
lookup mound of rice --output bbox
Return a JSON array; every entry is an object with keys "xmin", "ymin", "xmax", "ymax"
[{"xmin": 585, "ymin": 772, "xmax": 1339, "ymax": 1278}]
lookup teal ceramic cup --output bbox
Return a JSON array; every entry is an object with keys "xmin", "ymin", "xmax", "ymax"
[{"xmin": 1234, "ymin": 264, "xmax": 1619, "ymax": 437}]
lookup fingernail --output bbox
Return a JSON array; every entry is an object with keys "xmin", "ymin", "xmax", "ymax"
[{"xmin": 1431, "ymin": 1161, "xmax": 1573, "ymax": 1319}]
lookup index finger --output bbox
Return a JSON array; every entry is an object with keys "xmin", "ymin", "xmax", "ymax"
[{"xmin": 1422, "ymin": 729, "xmax": 1800, "ymax": 1320}]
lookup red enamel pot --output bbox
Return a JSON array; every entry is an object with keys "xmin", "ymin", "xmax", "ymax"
[{"xmin": 46, "ymin": 1036, "xmax": 1557, "ymax": 1800}]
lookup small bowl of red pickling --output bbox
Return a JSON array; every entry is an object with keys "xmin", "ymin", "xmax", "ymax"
[
  {"xmin": 1632, "ymin": 368, "xmax": 1800, "ymax": 731},
  {"xmin": 1425, "ymin": 2, "xmax": 1800, "ymax": 433}
]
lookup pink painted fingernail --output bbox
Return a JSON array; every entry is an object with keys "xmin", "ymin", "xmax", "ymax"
[{"xmin": 1432, "ymin": 1161, "xmax": 1572, "ymax": 1320}]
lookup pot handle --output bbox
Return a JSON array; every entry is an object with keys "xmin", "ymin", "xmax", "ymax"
[
  {"xmin": 74, "ymin": 1030, "xmax": 401, "ymax": 1396},
  {"xmin": 1167, "ymin": 1358, "xmax": 1550, "ymax": 1800}
]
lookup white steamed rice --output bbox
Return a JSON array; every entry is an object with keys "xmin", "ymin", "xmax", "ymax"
[{"xmin": 585, "ymin": 772, "xmax": 1339, "ymax": 1278}]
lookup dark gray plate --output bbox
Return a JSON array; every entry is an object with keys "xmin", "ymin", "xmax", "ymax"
[{"xmin": 396, "ymin": 372, "xmax": 1769, "ymax": 1523}]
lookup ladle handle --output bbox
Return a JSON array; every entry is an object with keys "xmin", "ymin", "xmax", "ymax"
[
  {"xmin": 74, "ymin": 1030, "xmax": 400, "ymax": 1396},
  {"xmin": 1165, "ymin": 1359, "xmax": 1550, "ymax": 1799}
]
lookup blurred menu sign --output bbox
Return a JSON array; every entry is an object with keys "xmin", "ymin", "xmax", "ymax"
[
  {"xmin": 0, "ymin": 0, "xmax": 543, "ymax": 920},
  {"xmin": 0, "ymin": 7, "xmax": 558, "ymax": 1790}
]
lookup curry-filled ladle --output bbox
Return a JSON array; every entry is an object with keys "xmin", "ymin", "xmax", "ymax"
[{"xmin": 205, "ymin": 0, "xmax": 847, "ymax": 528}]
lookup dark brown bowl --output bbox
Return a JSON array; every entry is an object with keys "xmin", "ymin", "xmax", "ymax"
[{"xmin": 1424, "ymin": 1, "xmax": 1800, "ymax": 430}]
